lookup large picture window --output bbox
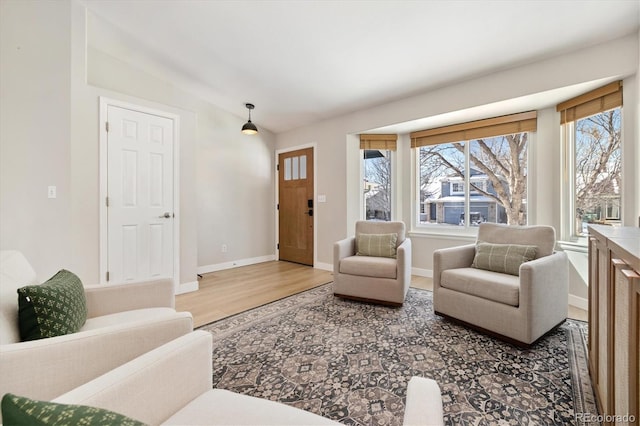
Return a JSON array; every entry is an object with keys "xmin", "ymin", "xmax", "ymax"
[
  {"xmin": 558, "ymin": 81, "xmax": 622, "ymax": 238},
  {"xmin": 412, "ymin": 112, "xmax": 535, "ymax": 228}
]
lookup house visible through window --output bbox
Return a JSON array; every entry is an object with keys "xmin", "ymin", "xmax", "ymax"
[
  {"xmin": 412, "ymin": 112, "xmax": 534, "ymax": 228},
  {"xmin": 360, "ymin": 134, "xmax": 397, "ymax": 221},
  {"xmin": 557, "ymin": 81, "xmax": 622, "ymax": 238}
]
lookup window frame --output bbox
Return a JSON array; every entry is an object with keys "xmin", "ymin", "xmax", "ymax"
[
  {"xmin": 561, "ymin": 106, "xmax": 623, "ymax": 242},
  {"xmin": 413, "ymin": 132, "xmax": 531, "ymax": 233}
]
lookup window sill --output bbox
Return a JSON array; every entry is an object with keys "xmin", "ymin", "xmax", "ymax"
[
  {"xmin": 409, "ymin": 227, "xmax": 477, "ymax": 242},
  {"xmin": 558, "ymin": 239, "xmax": 588, "ymax": 253}
]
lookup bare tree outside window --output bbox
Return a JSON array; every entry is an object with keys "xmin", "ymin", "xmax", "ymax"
[
  {"xmin": 363, "ymin": 150, "xmax": 391, "ymax": 221},
  {"xmin": 419, "ymin": 133, "xmax": 528, "ymax": 226},
  {"xmin": 574, "ymin": 108, "xmax": 621, "ymax": 235}
]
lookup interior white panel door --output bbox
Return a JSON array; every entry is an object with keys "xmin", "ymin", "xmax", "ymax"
[{"xmin": 107, "ymin": 105, "xmax": 174, "ymax": 283}]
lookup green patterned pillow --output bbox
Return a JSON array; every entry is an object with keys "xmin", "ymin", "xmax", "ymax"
[
  {"xmin": 1, "ymin": 393, "xmax": 147, "ymax": 426},
  {"xmin": 356, "ymin": 233, "xmax": 398, "ymax": 258},
  {"xmin": 17, "ymin": 269, "xmax": 88, "ymax": 341},
  {"xmin": 471, "ymin": 242, "xmax": 537, "ymax": 276}
]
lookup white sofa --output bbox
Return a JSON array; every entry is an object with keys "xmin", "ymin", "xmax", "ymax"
[
  {"xmin": 54, "ymin": 331, "xmax": 445, "ymax": 425},
  {"xmin": 0, "ymin": 250, "xmax": 193, "ymax": 410}
]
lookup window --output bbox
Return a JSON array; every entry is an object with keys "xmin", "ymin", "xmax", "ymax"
[
  {"xmin": 558, "ymin": 81, "xmax": 622, "ymax": 238},
  {"xmin": 360, "ymin": 134, "xmax": 396, "ymax": 221},
  {"xmin": 412, "ymin": 112, "xmax": 535, "ymax": 228}
]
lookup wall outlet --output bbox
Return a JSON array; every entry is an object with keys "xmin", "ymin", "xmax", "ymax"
[
  {"xmin": 47, "ymin": 186, "xmax": 57, "ymax": 199},
  {"xmin": 221, "ymin": 244, "xmax": 228, "ymax": 253}
]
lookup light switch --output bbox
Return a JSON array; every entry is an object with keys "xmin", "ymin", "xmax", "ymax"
[
  {"xmin": 47, "ymin": 186, "xmax": 56, "ymax": 199},
  {"xmin": 318, "ymin": 194, "xmax": 326, "ymax": 203}
]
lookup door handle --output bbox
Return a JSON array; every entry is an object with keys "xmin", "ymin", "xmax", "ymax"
[
  {"xmin": 159, "ymin": 212, "xmax": 172, "ymax": 218},
  {"xmin": 307, "ymin": 209, "xmax": 313, "ymax": 217}
]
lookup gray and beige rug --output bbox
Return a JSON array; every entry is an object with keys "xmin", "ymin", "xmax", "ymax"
[{"xmin": 199, "ymin": 283, "xmax": 599, "ymax": 425}]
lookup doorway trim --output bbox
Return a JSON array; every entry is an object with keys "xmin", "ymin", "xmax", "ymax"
[
  {"xmin": 275, "ymin": 143, "xmax": 317, "ymax": 267},
  {"xmin": 98, "ymin": 96, "xmax": 181, "ymax": 288}
]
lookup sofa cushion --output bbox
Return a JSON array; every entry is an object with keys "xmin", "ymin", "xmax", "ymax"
[
  {"xmin": 356, "ymin": 233, "xmax": 398, "ymax": 258},
  {"xmin": 339, "ymin": 256, "xmax": 397, "ymax": 279},
  {"xmin": 471, "ymin": 242, "xmax": 537, "ymax": 276},
  {"xmin": 164, "ymin": 389, "xmax": 338, "ymax": 425},
  {"xmin": 440, "ymin": 267, "xmax": 520, "ymax": 307},
  {"xmin": 0, "ymin": 251, "xmax": 39, "ymax": 345},
  {"xmin": 1, "ymin": 393, "xmax": 146, "ymax": 426},
  {"xmin": 18, "ymin": 270, "xmax": 88, "ymax": 341}
]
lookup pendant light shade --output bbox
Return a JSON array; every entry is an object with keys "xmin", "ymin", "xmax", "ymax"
[{"xmin": 241, "ymin": 103, "xmax": 258, "ymax": 135}]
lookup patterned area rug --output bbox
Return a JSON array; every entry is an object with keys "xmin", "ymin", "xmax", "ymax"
[{"xmin": 199, "ymin": 284, "xmax": 599, "ymax": 425}]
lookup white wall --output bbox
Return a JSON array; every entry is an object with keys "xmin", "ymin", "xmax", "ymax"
[
  {"xmin": 276, "ymin": 32, "xmax": 639, "ymax": 303},
  {"xmin": 1, "ymin": 1, "xmax": 277, "ymax": 292},
  {"xmin": 0, "ymin": 0, "xmax": 72, "ymax": 280},
  {"xmin": 79, "ymin": 5, "xmax": 277, "ymax": 284}
]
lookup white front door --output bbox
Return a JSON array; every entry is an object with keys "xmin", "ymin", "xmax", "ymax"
[{"xmin": 106, "ymin": 105, "xmax": 174, "ymax": 283}]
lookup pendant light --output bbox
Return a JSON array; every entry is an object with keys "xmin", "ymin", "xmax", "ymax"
[{"xmin": 241, "ymin": 103, "xmax": 258, "ymax": 135}]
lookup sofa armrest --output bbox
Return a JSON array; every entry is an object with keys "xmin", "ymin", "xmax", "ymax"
[
  {"xmin": 433, "ymin": 244, "xmax": 476, "ymax": 289},
  {"xmin": 0, "ymin": 312, "xmax": 193, "ymax": 409},
  {"xmin": 397, "ymin": 238, "xmax": 412, "ymax": 285},
  {"xmin": 403, "ymin": 376, "xmax": 444, "ymax": 426},
  {"xmin": 53, "ymin": 331, "xmax": 212, "ymax": 426},
  {"xmin": 333, "ymin": 237, "xmax": 356, "ymax": 274},
  {"xmin": 84, "ymin": 278, "xmax": 175, "ymax": 318},
  {"xmin": 519, "ymin": 251, "xmax": 569, "ymax": 315}
]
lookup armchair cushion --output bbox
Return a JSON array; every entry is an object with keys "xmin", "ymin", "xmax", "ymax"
[
  {"xmin": 339, "ymin": 256, "xmax": 397, "ymax": 279},
  {"xmin": 471, "ymin": 242, "xmax": 537, "ymax": 276},
  {"xmin": 1, "ymin": 393, "xmax": 146, "ymax": 426},
  {"xmin": 441, "ymin": 267, "xmax": 520, "ymax": 306},
  {"xmin": 356, "ymin": 233, "xmax": 398, "ymax": 258},
  {"xmin": 17, "ymin": 270, "xmax": 88, "ymax": 341}
]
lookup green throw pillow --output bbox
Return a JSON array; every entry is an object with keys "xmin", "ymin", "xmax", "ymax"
[
  {"xmin": 17, "ymin": 269, "xmax": 88, "ymax": 341},
  {"xmin": 1, "ymin": 393, "xmax": 147, "ymax": 426},
  {"xmin": 356, "ymin": 233, "xmax": 398, "ymax": 258},
  {"xmin": 471, "ymin": 242, "xmax": 537, "ymax": 276}
]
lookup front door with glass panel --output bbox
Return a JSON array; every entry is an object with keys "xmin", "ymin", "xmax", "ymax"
[{"xmin": 278, "ymin": 148, "xmax": 314, "ymax": 265}]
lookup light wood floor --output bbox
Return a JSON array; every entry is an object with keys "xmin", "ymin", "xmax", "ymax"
[{"xmin": 176, "ymin": 261, "xmax": 587, "ymax": 327}]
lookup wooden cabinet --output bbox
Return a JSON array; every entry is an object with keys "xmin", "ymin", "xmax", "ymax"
[{"xmin": 588, "ymin": 225, "xmax": 640, "ymax": 425}]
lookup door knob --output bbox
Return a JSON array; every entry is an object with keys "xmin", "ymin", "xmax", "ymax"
[{"xmin": 159, "ymin": 212, "xmax": 172, "ymax": 218}]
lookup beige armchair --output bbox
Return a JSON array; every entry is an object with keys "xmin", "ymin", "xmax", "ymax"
[
  {"xmin": 433, "ymin": 223, "xmax": 568, "ymax": 346},
  {"xmin": 0, "ymin": 250, "xmax": 193, "ymax": 410},
  {"xmin": 333, "ymin": 221, "xmax": 411, "ymax": 306}
]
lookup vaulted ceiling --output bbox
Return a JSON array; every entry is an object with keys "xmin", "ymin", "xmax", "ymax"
[{"xmin": 83, "ymin": 0, "xmax": 639, "ymax": 134}]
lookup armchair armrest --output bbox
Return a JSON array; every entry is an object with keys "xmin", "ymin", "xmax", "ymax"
[
  {"xmin": 519, "ymin": 251, "xmax": 569, "ymax": 314},
  {"xmin": 0, "ymin": 312, "xmax": 193, "ymax": 406},
  {"xmin": 84, "ymin": 278, "xmax": 175, "ymax": 318},
  {"xmin": 333, "ymin": 237, "xmax": 356, "ymax": 274},
  {"xmin": 433, "ymin": 244, "xmax": 476, "ymax": 289},
  {"xmin": 54, "ymin": 331, "xmax": 212, "ymax": 426},
  {"xmin": 397, "ymin": 238, "xmax": 412, "ymax": 285}
]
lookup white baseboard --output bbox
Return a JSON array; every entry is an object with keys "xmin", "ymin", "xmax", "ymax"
[
  {"xmin": 315, "ymin": 262, "xmax": 333, "ymax": 272},
  {"xmin": 412, "ymin": 267, "xmax": 433, "ymax": 278},
  {"xmin": 176, "ymin": 280, "xmax": 198, "ymax": 295},
  {"xmin": 569, "ymin": 294, "xmax": 588, "ymax": 311},
  {"xmin": 197, "ymin": 255, "xmax": 277, "ymax": 275}
]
